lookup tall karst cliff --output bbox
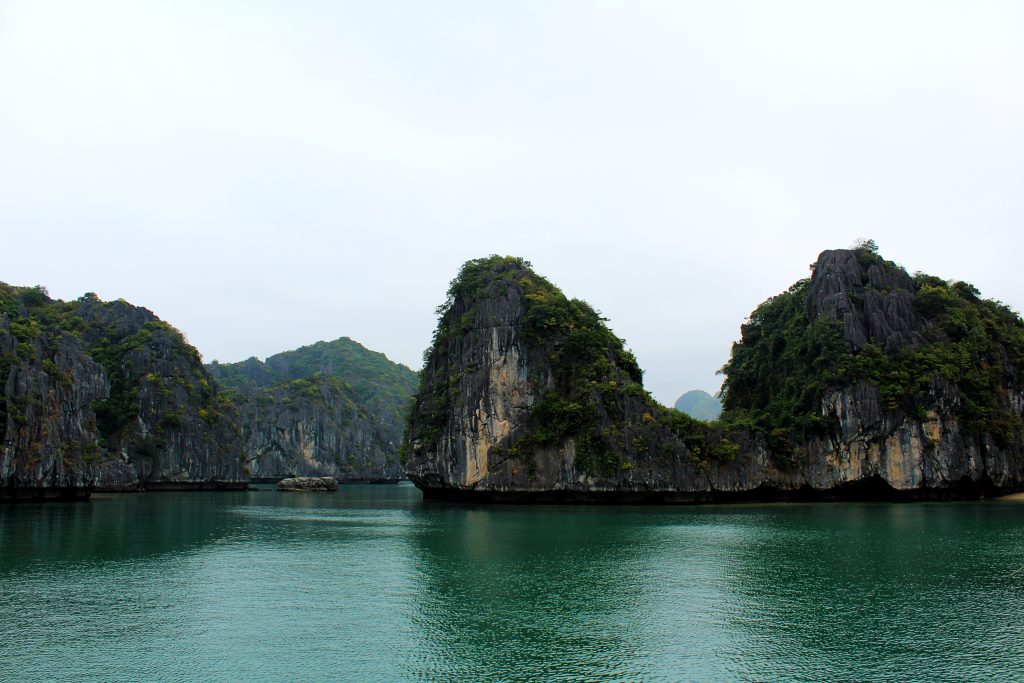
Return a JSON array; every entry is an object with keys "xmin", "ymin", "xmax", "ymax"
[
  {"xmin": 402, "ymin": 256, "xmax": 750, "ymax": 500},
  {"xmin": 1, "ymin": 284, "xmax": 246, "ymax": 499},
  {"xmin": 208, "ymin": 338, "xmax": 418, "ymax": 482},
  {"xmin": 403, "ymin": 250, "xmax": 1024, "ymax": 502}
]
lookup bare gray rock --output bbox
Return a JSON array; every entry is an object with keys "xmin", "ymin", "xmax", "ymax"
[{"xmin": 277, "ymin": 476, "xmax": 338, "ymax": 492}]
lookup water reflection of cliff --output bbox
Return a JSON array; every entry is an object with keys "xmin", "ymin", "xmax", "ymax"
[
  {"xmin": 0, "ymin": 492, "xmax": 247, "ymax": 570},
  {"xmin": 715, "ymin": 503, "xmax": 1024, "ymax": 682},
  {"xmin": 404, "ymin": 504, "xmax": 667, "ymax": 682}
]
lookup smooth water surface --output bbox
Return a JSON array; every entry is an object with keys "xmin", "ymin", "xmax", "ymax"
[{"xmin": 2, "ymin": 484, "xmax": 1024, "ymax": 682}]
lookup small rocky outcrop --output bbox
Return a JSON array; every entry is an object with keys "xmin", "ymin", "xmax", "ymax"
[
  {"xmin": 208, "ymin": 338, "xmax": 417, "ymax": 482},
  {"xmin": 403, "ymin": 251, "xmax": 1024, "ymax": 502},
  {"xmin": 277, "ymin": 476, "xmax": 338, "ymax": 492},
  {"xmin": 806, "ymin": 248, "xmax": 925, "ymax": 353}
]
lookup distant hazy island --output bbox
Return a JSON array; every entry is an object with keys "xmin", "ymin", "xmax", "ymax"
[
  {"xmin": 674, "ymin": 390, "xmax": 722, "ymax": 421},
  {"xmin": 404, "ymin": 243, "xmax": 1024, "ymax": 502},
  {"xmin": 3, "ymin": 242, "xmax": 1023, "ymax": 502}
]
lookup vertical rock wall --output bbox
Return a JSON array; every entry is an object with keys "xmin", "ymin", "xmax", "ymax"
[
  {"xmin": 1, "ymin": 287, "xmax": 246, "ymax": 498},
  {"xmin": 208, "ymin": 339, "xmax": 417, "ymax": 482}
]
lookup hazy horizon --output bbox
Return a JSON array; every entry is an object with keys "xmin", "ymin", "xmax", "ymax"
[{"xmin": 2, "ymin": 1, "xmax": 1021, "ymax": 405}]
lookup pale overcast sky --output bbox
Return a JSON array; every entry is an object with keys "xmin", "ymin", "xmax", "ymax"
[{"xmin": 1, "ymin": 1, "xmax": 1022, "ymax": 405}]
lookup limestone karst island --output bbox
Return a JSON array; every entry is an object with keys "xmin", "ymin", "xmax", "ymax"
[{"xmin": 3, "ymin": 244, "xmax": 1023, "ymax": 502}]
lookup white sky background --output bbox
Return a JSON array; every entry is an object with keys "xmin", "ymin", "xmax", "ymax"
[{"xmin": 1, "ymin": 1, "xmax": 1022, "ymax": 406}]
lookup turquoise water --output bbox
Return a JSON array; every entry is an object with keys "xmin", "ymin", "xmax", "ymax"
[{"xmin": 2, "ymin": 485, "xmax": 1024, "ymax": 682}]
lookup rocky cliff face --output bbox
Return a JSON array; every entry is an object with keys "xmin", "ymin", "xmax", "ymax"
[
  {"xmin": 807, "ymin": 249, "xmax": 926, "ymax": 353},
  {"xmin": 404, "ymin": 252, "xmax": 1024, "ymax": 502},
  {"xmin": 1, "ymin": 310, "xmax": 108, "ymax": 497},
  {"xmin": 208, "ymin": 339, "xmax": 416, "ymax": 482},
  {"xmin": 403, "ymin": 256, "xmax": 735, "ymax": 500},
  {"xmin": 228, "ymin": 375, "xmax": 405, "ymax": 482},
  {"xmin": 1, "ymin": 285, "xmax": 246, "ymax": 498}
]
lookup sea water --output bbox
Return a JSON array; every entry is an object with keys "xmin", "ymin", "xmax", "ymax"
[{"xmin": 2, "ymin": 484, "xmax": 1023, "ymax": 682}]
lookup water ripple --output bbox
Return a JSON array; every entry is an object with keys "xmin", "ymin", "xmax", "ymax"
[{"xmin": 2, "ymin": 491, "xmax": 1024, "ymax": 682}]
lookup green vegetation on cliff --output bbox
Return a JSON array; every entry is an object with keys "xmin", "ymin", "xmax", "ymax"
[
  {"xmin": 208, "ymin": 338, "xmax": 417, "ymax": 480},
  {"xmin": 411, "ymin": 256, "xmax": 740, "ymax": 476},
  {"xmin": 717, "ymin": 277, "xmax": 839, "ymax": 441},
  {"xmin": 500, "ymin": 257, "xmax": 645, "ymax": 474},
  {"xmin": 209, "ymin": 337, "xmax": 418, "ymax": 425},
  {"xmin": 1, "ymin": 282, "xmax": 242, "ymax": 483},
  {"xmin": 720, "ymin": 243, "xmax": 1024, "ymax": 448},
  {"xmin": 419, "ymin": 256, "xmax": 643, "ymax": 471}
]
